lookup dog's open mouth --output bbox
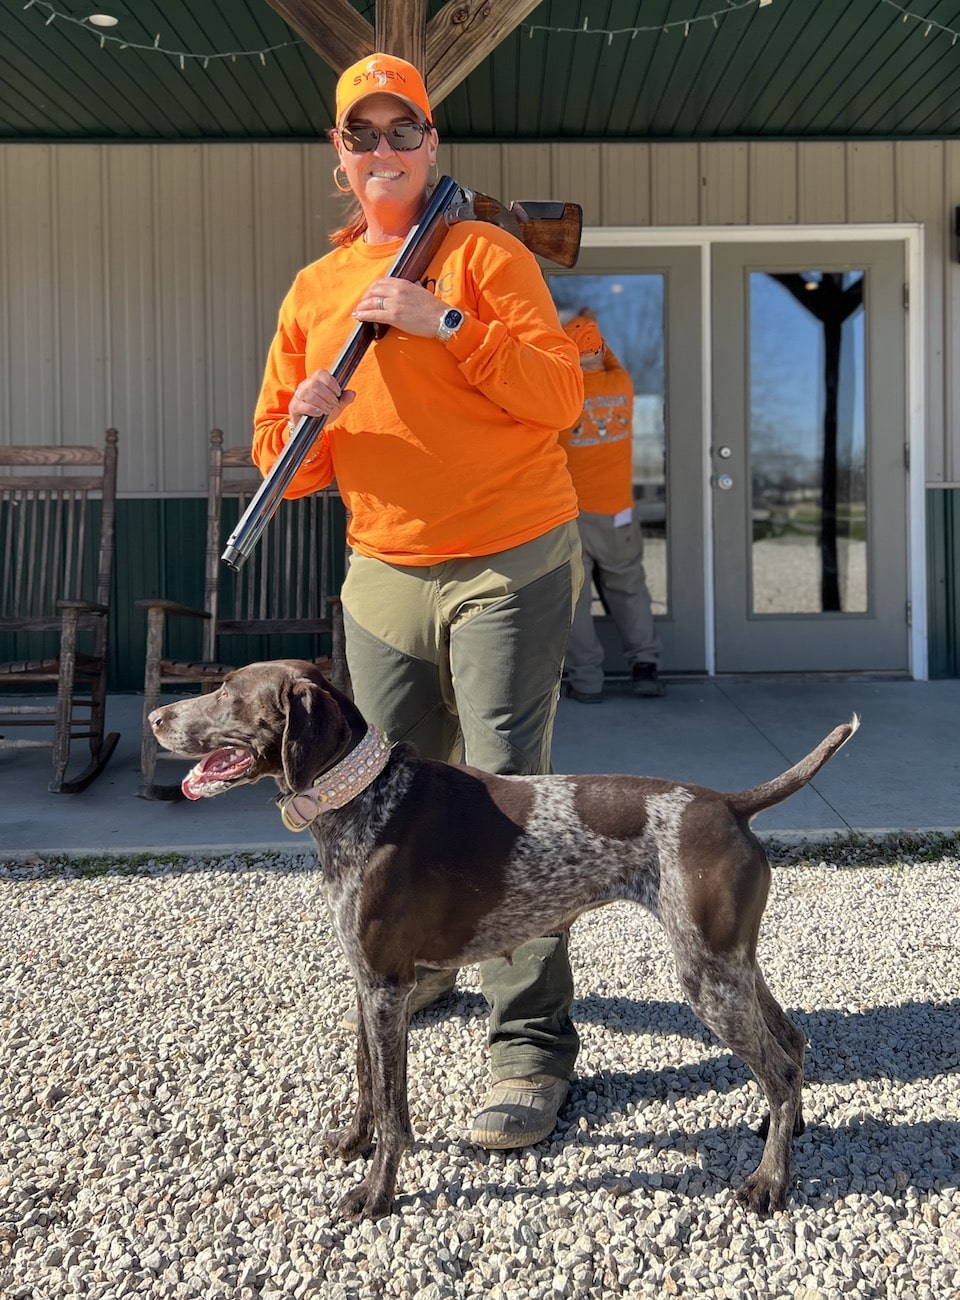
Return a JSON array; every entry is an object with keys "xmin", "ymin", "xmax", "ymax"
[{"xmin": 181, "ymin": 747, "xmax": 255, "ymax": 799}]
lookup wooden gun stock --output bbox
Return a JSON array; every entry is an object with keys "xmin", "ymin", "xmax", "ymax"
[
  {"xmin": 510, "ymin": 201, "xmax": 583, "ymax": 269},
  {"xmin": 222, "ymin": 177, "xmax": 584, "ymax": 570},
  {"xmin": 469, "ymin": 194, "xmax": 583, "ymax": 269}
]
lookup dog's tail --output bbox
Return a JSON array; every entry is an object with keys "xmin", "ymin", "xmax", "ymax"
[{"xmin": 727, "ymin": 714, "xmax": 860, "ymax": 820}]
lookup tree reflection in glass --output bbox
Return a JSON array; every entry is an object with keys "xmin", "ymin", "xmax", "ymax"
[{"xmin": 750, "ymin": 270, "xmax": 867, "ymax": 615}]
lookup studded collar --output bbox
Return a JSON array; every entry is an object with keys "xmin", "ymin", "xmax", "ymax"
[{"xmin": 278, "ymin": 724, "xmax": 393, "ymax": 832}]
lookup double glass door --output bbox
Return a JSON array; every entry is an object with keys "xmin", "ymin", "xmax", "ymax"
[{"xmin": 548, "ymin": 238, "xmax": 909, "ymax": 674}]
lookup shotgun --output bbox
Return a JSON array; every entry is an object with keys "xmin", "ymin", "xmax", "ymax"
[{"xmin": 221, "ymin": 176, "xmax": 583, "ymax": 569}]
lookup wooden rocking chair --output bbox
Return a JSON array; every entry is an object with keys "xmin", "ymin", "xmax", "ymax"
[
  {"xmin": 137, "ymin": 428, "xmax": 348, "ymax": 799},
  {"xmin": 0, "ymin": 430, "xmax": 121, "ymax": 792}
]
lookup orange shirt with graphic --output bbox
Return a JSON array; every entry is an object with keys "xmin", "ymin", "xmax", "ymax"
[
  {"xmin": 558, "ymin": 346, "xmax": 634, "ymax": 516},
  {"xmin": 253, "ymin": 221, "xmax": 583, "ymax": 565}
]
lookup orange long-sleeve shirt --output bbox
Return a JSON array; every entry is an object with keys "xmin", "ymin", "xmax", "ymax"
[
  {"xmin": 558, "ymin": 347, "xmax": 635, "ymax": 516},
  {"xmin": 253, "ymin": 221, "xmax": 583, "ymax": 565}
]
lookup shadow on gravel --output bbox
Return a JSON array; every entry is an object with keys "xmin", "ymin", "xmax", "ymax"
[
  {"xmin": 570, "ymin": 995, "xmax": 960, "ymax": 1079},
  {"xmin": 540, "ymin": 994, "xmax": 960, "ymax": 1086},
  {"xmin": 394, "ymin": 1122, "xmax": 960, "ymax": 1219},
  {"xmin": 418, "ymin": 991, "xmax": 958, "ymax": 1165},
  {"xmin": 424, "ymin": 991, "xmax": 959, "ymax": 1093},
  {"xmin": 400, "ymin": 1112, "xmax": 960, "ymax": 1216},
  {"xmin": 798, "ymin": 1000, "xmax": 960, "ymax": 1082},
  {"xmin": 572, "ymin": 993, "xmax": 714, "ymax": 1042}
]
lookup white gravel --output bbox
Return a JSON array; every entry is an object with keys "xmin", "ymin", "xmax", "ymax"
[{"xmin": 1, "ymin": 840, "xmax": 958, "ymax": 1300}]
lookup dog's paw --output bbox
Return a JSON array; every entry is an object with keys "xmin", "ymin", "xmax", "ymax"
[
  {"xmin": 339, "ymin": 1179, "xmax": 393, "ymax": 1221},
  {"xmin": 325, "ymin": 1125, "xmax": 374, "ymax": 1161},
  {"xmin": 734, "ymin": 1172, "xmax": 788, "ymax": 1217}
]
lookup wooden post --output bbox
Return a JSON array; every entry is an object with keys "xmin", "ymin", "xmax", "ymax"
[{"xmin": 376, "ymin": 0, "xmax": 428, "ymax": 72}]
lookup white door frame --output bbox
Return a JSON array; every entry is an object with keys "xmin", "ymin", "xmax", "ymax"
[{"xmin": 580, "ymin": 223, "xmax": 926, "ymax": 680}]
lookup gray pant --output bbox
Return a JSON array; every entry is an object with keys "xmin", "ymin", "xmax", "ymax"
[
  {"xmin": 341, "ymin": 521, "xmax": 583, "ymax": 1082},
  {"xmin": 565, "ymin": 509, "xmax": 661, "ymax": 696}
]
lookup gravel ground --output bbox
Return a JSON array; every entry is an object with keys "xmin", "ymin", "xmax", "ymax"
[{"xmin": 1, "ymin": 834, "xmax": 958, "ymax": 1300}]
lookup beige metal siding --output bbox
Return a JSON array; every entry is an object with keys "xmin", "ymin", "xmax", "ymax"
[
  {"xmin": 945, "ymin": 143, "xmax": 960, "ymax": 486},
  {"xmin": 797, "ymin": 142, "xmax": 847, "ymax": 225},
  {"xmin": 701, "ymin": 143, "xmax": 749, "ymax": 226},
  {"xmin": 652, "ymin": 144, "xmax": 701, "ymax": 226},
  {"xmin": 104, "ymin": 147, "xmax": 158, "ymax": 487},
  {"xmin": 600, "ymin": 143, "xmax": 652, "ymax": 226},
  {"xmin": 749, "ymin": 143, "xmax": 798, "ymax": 225},
  {"xmin": 2, "ymin": 138, "xmax": 959, "ymax": 489},
  {"xmin": 898, "ymin": 141, "xmax": 947, "ymax": 482},
  {"xmin": 2, "ymin": 148, "xmax": 57, "ymax": 437},
  {"xmin": 847, "ymin": 142, "xmax": 896, "ymax": 224},
  {"xmin": 502, "ymin": 144, "xmax": 552, "ymax": 214}
]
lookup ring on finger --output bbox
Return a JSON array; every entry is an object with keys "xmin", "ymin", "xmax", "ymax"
[{"xmin": 377, "ymin": 296, "xmax": 385, "ymax": 311}]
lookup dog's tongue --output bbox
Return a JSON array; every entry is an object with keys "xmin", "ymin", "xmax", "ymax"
[{"xmin": 181, "ymin": 747, "xmax": 251, "ymax": 800}]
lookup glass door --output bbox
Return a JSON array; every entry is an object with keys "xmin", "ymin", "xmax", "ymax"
[
  {"xmin": 711, "ymin": 241, "xmax": 909, "ymax": 672},
  {"xmin": 549, "ymin": 247, "xmax": 705, "ymax": 671}
]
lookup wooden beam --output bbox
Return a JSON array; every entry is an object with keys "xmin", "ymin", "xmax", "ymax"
[
  {"xmin": 261, "ymin": 0, "xmax": 374, "ymax": 75},
  {"xmin": 263, "ymin": 0, "xmax": 537, "ymax": 106},
  {"xmin": 426, "ymin": 0, "xmax": 542, "ymax": 107},
  {"xmin": 375, "ymin": 0, "xmax": 428, "ymax": 71}
]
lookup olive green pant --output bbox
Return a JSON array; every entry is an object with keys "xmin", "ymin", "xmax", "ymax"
[{"xmin": 341, "ymin": 521, "xmax": 583, "ymax": 1082}]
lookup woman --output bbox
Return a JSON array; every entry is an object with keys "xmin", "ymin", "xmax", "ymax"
[{"xmin": 253, "ymin": 53, "xmax": 585, "ymax": 1151}]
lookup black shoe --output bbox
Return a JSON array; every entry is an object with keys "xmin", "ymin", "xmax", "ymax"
[
  {"xmin": 631, "ymin": 663, "xmax": 664, "ymax": 697},
  {"xmin": 564, "ymin": 683, "xmax": 603, "ymax": 704}
]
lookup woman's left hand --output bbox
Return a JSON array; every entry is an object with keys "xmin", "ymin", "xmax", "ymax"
[{"xmin": 353, "ymin": 277, "xmax": 449, "ymax": 339}]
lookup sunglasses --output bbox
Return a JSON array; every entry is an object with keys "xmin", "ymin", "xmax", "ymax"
[{"xmin": 340, "ymin": 122, "xmax": 430, "ymax": 154}]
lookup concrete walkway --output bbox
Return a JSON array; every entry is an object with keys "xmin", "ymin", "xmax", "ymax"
[{"xmin": 2, "ymin": 676, "xmax": 959, "ymax": 857}]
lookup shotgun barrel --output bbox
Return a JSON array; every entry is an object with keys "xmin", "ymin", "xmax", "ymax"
[{"xmin": 220, "ymin": 325, "xmax": 374, "ymax": 570}]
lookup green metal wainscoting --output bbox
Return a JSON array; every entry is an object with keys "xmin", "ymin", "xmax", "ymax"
[
  {"xmin": 927, "ymin": 487, "xmax": 960, "ymax": 679},
  {"xmin": 2, "ymin": 491, "xmax": 958, "ymax": 687},
  {"xmin": 0, "ymin": 497, "xmax": 348, "ymax": 692}
]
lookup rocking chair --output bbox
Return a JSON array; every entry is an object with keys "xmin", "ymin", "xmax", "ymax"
[
  {"xmin": 0, "ymin": 429, "xmax": 121, "ymax": 792},
  {"xmin": 137, "ymin": 428, "xmax": 348, "ymax": 799}
]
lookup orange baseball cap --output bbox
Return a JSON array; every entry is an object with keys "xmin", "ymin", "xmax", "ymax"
[
  {"xmin": 563, "ymin": 315, "xmax": 605, "ymax": 358},
  {"xmin": 335, "ymin": 54, "xmax": 432, "ymax": 127}
]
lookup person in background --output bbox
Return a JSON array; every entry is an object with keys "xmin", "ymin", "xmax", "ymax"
[
  {"xmin": 252, "ymin": 54, "xmax": 585, "ymax": 1150},
  {"xmin": 559, "ymin": 311, "xmax": 664, "ymax": 702}
]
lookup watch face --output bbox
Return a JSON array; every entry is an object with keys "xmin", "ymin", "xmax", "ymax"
[{"xmin": 443, "ymin": 309, "xmax": 463, "ymax": 329}]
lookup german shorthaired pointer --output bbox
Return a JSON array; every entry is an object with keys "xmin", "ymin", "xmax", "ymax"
[{"xmin": 148, "ymin": 658, "xmax": 857, "ymax": 1221}]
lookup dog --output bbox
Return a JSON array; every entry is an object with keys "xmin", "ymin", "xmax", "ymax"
[{"xmin": 148, "ymin": 658, "xmax": 858, "ymax": 1221}]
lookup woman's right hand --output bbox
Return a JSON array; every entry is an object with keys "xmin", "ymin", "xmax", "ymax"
[{"xmin": 287, "ymin": 369, "xmax": 356, "ymax": 431}]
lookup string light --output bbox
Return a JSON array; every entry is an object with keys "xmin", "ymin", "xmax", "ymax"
[
  {"xmin": 522, "ymin": 0, "xmax": 960, "ymax": 47},
  {"xmin": 24, "ymin": 0, "xmax": 777, "ymax": 65},
  {"xmin": 24, "ymin": 0, "xmax": 960, "ymax": 71},
  {"xmin": 22, "ymin": 0, "xmax": 304, "ymax": 66},
  {"xmin": 522, "ymin": 0, "xmax": 769, "ymax": 40},
  {"xmin": 880, "ymin": 0, "xmax": 960, "ymax": 43}
]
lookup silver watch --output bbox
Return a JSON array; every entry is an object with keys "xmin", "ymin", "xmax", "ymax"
[{"xmin": 437, "ymin": 307, "xmax": 465, "ymax": 343}]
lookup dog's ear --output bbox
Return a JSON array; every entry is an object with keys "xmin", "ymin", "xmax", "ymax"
[{"xmin": 280, "ymin": 677, "xmax": 328, "ymax": 792}]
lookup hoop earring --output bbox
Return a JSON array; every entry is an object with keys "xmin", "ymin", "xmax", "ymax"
[{"xmin": 333, "ymin": 164, "xmax": 351, "ymax": 194}]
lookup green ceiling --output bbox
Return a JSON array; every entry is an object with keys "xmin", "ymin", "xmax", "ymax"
[{"xmin": 5, "ymin": 0, "xmax": 960, "ymax": 144}]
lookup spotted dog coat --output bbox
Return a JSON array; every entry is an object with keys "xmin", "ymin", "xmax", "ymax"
[{"xmin": 148, "ymin": 659, "xmax": 858, "ymax": 1222}]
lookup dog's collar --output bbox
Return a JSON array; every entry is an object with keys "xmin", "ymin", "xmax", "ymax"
[{"xmin": 279, "ymin": 724, "xmax": 393, "ymax": 832}]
